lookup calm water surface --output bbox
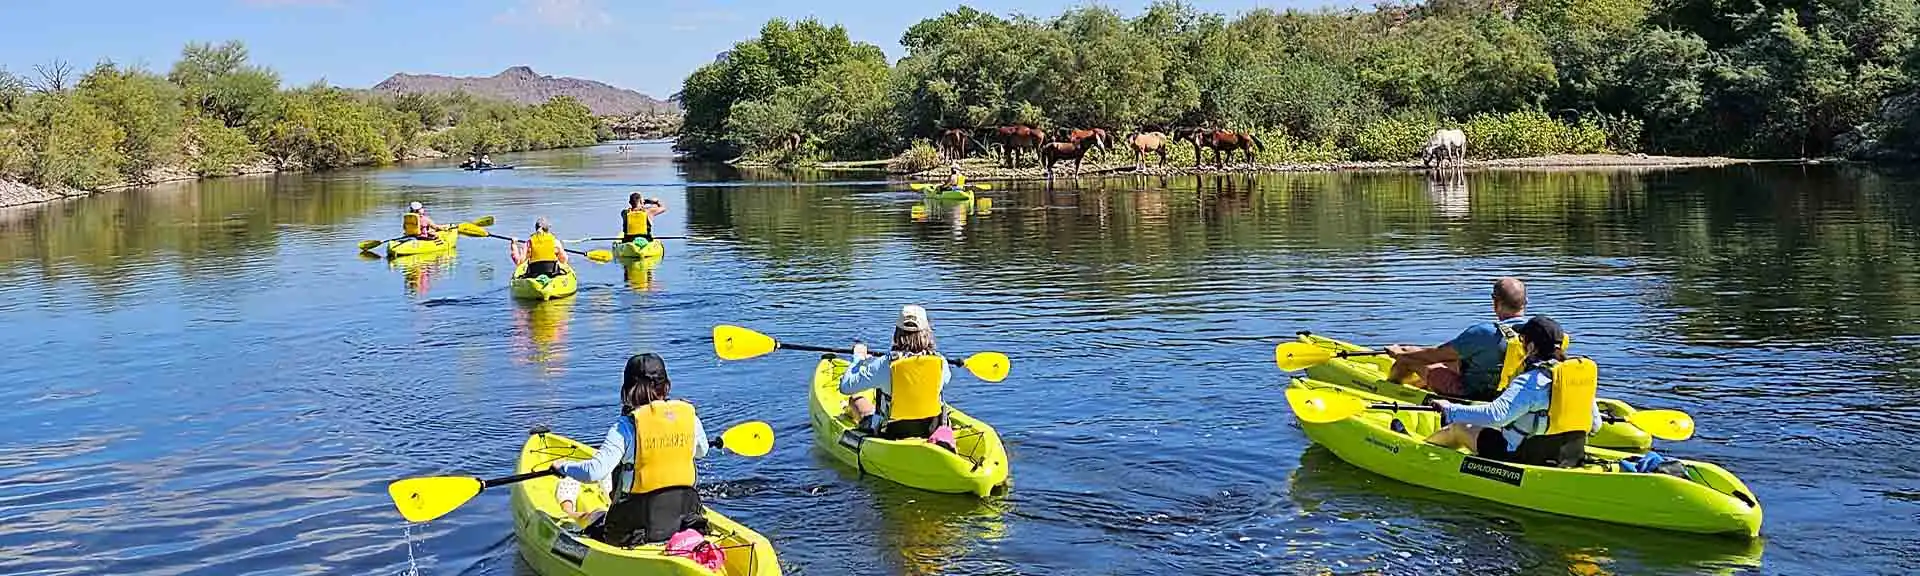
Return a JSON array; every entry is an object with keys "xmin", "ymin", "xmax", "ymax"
[{"xmin": 3, "ymin": 142, "xmax": 1917, "ymax": 575}]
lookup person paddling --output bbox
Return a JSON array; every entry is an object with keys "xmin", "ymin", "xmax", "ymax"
[
  {"xmin": 550, "ymin": 353, "xmax": 712, "ymax": 545},
  {"xmin": 1384, "ymin": 277, "xmax": 1530, "ymax": 401},
  {"xmin": 841, "ymin": 305, "xmax": 952, "ymax": 441},
  {"xmin": 403, "ymin": 201, "xmax": 443, "ymax": 240},
  {"xmin": 943, "ymin": 162, "xmax": 967, "ymax": 191},
  {"xmin": 1421, "ymin": 315, "xmax": 1601, "ymax": 467},
  {"xmin": 510, "ymin": 217, "xmax": 570, "ymax": 278},
  {"xmin": 622, "ymin": 193, "xmax": 668, "ymax": 244}
]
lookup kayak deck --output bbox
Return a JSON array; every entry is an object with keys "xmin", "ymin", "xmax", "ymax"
[
  {"xmin": 385, "ymin": 233, "xmax": 457, "ymax": 257},
  {"xmin": 511, "ymin": 432, "xmax": 781, "ymax": 576},
  {"xmin": 511, "ymin": 262, "xmax": 579, "ymax": 300},
  {"xmin": 1288, "ymin": 377, "xmax": 1761, "ymax": 537},
  {"xmin": 808, "ymin": 357, "xmax": 1009, "ymax": 497},
  {"xmin": 613, "ymin": 239, "xmax": 666, "ymax": 260},
  {"xmin": 1295, "ymin": 331, "xmax": 1654, "ymax": 452}
]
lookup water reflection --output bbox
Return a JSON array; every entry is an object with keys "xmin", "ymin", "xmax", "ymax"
[
  {"xmin": 513, "ymin": 299, "xmax": 574, "ymax": 373},
  {"xmin": 623, "ymin": 256, "xmax": 660, "ymax": 292},
  {"xmin": 389, "ymin": 252, "xmax": 459, "ymax": 297},
  {"xmin": 1427, "ymin": 171, "xmax": 1470, "ymax": 219}
]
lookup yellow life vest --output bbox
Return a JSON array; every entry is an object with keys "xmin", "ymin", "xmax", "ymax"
[
  {"xmin": 1496, "ymin": 322, "xmax": 1574, "ymax": 392},
  {"xmin": 527, "ymin": 231, "xmax": 559, "ymax": 263},
  {"xmin": 403, "ymin": 212, "xmax": 422, "ymax": 236},
  {"xmin": 887, "ymin": 355, "xmax": 947, "ymax": 422},
  {"xmin": 948, "ymin": 173, "xmax": 966, "ymax": 188},
  {"xmin": 622, "ymin": 209, "xmax": 651, "ymax": 236},
  {"xmin": 1544, "ymin": 357, "xmax": 1599, "ymax": 435},
  {"xmin": 628, "ymin": 400, "xmax": 698, "ymax": 494}
]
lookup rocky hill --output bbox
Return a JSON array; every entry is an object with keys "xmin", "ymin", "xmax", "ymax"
[{"xmin": 372, "ymin": 66, "xmax": 674, "ymax": 116}]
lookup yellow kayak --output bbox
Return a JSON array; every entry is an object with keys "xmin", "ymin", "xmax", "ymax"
[
  {"xmin": 613, "ymin": 239, "xmax": 665, "ymax": 260},
  {"xmin": 385, "ymin": 233, "xmax": 457, "ymax": 257},
  {"xmin": 511, "ymin": 262, "xmax": 579, "ymax": 301},
  {"xmin": 510, "ymin": 431, "xmax": 782, "ymax": 576},
  {"xmin": 809, "ymin": 357, "xmax": 1009, "ymax": 497}
]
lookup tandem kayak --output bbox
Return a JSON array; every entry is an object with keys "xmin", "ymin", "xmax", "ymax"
[
  {"xmin": 464, "ymin": 164, "xmax": 517, "ymax": 171},
  {"xmin": 1287, "ymin": 377, "xmax": 1761, "ymax": 537},
  {"xmin": 385, "ymin": 233, "xmax": 458, "ymax": 257},
  {"xmin": 613, "ymin": 239, "xmax": 665, "ymax": 260},
  {"xmin": 809, "ymin": 357, "xmax": 1009, "ymax": 497},
  {"xmin": 511, "ymin": 262, "xmax": 579, "ymax": 301},
  {"xmin": 1292, "ymin": 332, "xmax": 1653, "ymax": 452},
  {"xmin": 510, "ymin": 431, "xmax": 782, "ymax": 576}
]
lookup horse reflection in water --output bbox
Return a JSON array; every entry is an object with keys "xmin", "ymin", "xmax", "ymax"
[{"xmin": 1427, "ymin": 170, "xmax": 1470, "ymax": 219}]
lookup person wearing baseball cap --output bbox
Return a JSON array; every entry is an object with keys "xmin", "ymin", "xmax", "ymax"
[
  {"xmin": 402, "ymin": 201, "xmax": 443, "ymax": 240},
  {"xmin": 549, "ymin": 353, "xmax": 712, "ymax": 545},
  {"xmin": 840, "ymin": 305, "xmax": 952, "ymax": 441}
]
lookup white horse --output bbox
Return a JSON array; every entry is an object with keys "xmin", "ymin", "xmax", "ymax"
[{"xmin": 1423, "ymin": 128, "xmax": 1466, "ymax": 169}]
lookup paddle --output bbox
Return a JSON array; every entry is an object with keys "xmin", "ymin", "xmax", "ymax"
[
  {"xmin": 711, "ymin": 324, "xmax": 1011, "ymax": 383},
  {"xmin": 910, "ymin": 183, "xmax": 993, "ymax": 192},
  {"xmin": 1284, "ymin": 387, "xmax": 1695, "ymax": 441},
  {"xmin": 568, "ymin": 235, "xmax": 714, "ymax": 243},
  {"xmin": 358, "ymin": 216, "xmax": 495, "ymax": 253},
  {"xmin": 387, "ymin": 421, "xmax": 776, "ymax": 523},
  {"xmin": 458, "ymin": 225, "xmax": 613, "ymax": 263},
  {"xmin": 1274, "ymin": 341, "xmax": 1388, "ymax": 372}
]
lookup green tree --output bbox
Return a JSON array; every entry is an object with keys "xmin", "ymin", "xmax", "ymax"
[
  {"xmin": 76, "ymin": 62, "xmax": 186, "ymax": 180},
  {"xmin": 168, "ymin": 41, "xmax": 280, "ymax": 128}
]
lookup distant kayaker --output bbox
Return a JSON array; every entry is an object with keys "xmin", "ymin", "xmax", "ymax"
[
  {"xmin": 841, "ymin": 305, "xmax": 952, "ymax": 442},
  {"xmin": 550, "ymin": 353, "xmax": 711, "ymax": 545},
  {"xmin": 1422, "ymin": 315, "xmax": 1601, "ymax": 467},
  {"xmin": 943, "ymin": 162, "xmax": 967, "ymax": 190},
  {"xmin": 1384, "ymin": 277, "xmax": 1529, "ymax": 401},
  {"xmin": 463, "ymin": 155, "xmax": 478, "ymax": 169},
  {"xmin": 480, "ymin": 154, "xmax": 494, "ymax": 168},
  {"xmin": 511, "ymin": 217, "xmax": 569, "ymax": 278},
  {"xmin": 403, "ymin": 201, "xmax": 442, "ymax": 240},
  {"xmin": 622, "ymin": 193, "xmax": 668, "ymax": 244}
]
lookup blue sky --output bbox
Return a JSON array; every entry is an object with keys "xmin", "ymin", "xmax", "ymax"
[{"xmin": 0, "ymin": 0, "xmax": 1341, "ymax": 98}]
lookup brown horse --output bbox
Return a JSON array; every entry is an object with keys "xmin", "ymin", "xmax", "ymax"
[
  {"xmin": 937, "ymin": 128, "xmax": 972, "ymax": 160},
  {"xmin": 1041, "ymin": 139, "xmax": 1099, "ymax": 178},
  {"xmin": 989, "ymin": 125, "xmax": 1049, "ymax": 168},
  {"xmin": 1181, "ymin": 129, "xmax": 1264, "ymax": 168},
  {"xmin": 1127, "ymin": 131, "xmax": 1172, "ymax": 169},
  {"xmin": 1058, "ymin": 128, "xmax": 1112, "ymax": 159}
]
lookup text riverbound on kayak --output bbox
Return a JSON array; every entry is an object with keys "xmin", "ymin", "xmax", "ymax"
[
  {"xmin": 1459, "ymin": 457, "xmax": 1526, "ymax": 486},
  {"xmin": 1364, "ymin": 436, "xmax": 1400, "ymax": 454}
]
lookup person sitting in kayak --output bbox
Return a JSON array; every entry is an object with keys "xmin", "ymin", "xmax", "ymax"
[
  {"xmin": 622, "ymin": 193, "xmax": 667, "ymax": 244},
  {"xmin": 461, "ymin": 155, "xmax": 478, "ymax": 169},
  {"xmin": 480, "ymin": 154, "xmax": 494, "ymax": 168},
  {"xmin": 403, "ymin": 201, "xmax": 442, "ymax": 240},
  {"xmin": 510, "ymin": 217, "xmax": 569, "ymax": 278},
  {"xmin": 551, "ymin": 353, "xmax": 712, "ymax": 545},
  {"xmin": 943, "ymin": 162, "xmax": 966, "ymax": 191},
  {"xmin": 1384, "ymin": 277, "xmax": 1529, "ymax": 401},
  {"xmin": 1422, "ymin": 315, "xmax": 1601, "ymax": 467},
  {"xmin": 842, "ymin": 305, "xmax": 951, "ymax": 441}
]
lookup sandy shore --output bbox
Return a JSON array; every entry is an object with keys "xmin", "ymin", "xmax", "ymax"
[
  {"xmin": 907, "ymin": 153, "xmax": 1773, "ymax": 180},
  {"xmin": 0, "ymin": 148, "xmax": 456, "ymax": 210}
]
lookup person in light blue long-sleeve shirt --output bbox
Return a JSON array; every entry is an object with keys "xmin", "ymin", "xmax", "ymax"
[
  {"xmin": 1425, "ymin": 315, "xmax": 1599, "ymax": 467},
  {"xmin": 841, "ymin": 305, "xmax": 953, "ymax": 440},
  {"xmin": 549, "ymin": 353, "xmax": 713, "ymax": 546}
]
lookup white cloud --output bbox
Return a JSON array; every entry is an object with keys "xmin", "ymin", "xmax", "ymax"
[{"xmin": 495, "ymin": 0, "xmax": 614, "ymax": 30}]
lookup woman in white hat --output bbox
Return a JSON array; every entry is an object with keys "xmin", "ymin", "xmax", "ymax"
[
  {"xmin": 840, "ymin": 305, "xmax": 952, "ymax": 440},
  {"xmin": 403, "ymin": 201, "xmax": 442, "ymax": 240}
]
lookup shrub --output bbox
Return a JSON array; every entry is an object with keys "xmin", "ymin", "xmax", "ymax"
[{"xmin": 887, "ymin": 139, "xmax": 942, "ymax": 173}]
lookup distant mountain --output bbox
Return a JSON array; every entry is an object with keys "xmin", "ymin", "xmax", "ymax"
[{"xmin": 372, "ymin": 66, "xmax": 674, "ymax": 116}]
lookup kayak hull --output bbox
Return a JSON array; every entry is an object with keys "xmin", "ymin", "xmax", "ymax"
[
  {"xmin": 511, "ymin": 262, "xmax": 579, "ymax": 300},
  {"xmin": 511, "ymin": 432, "xmax": 782, "ymax": 576},
  {"xmin": 808, "ymin": 357, "xmax": 1009, "ymax": 497},
  {"xmin": 613, "ymin": 240, "xmax": 666, "ymax": 260},
  {"xmin": 385, "ymin": 233, "xmax": 457, "ymax": 257},
  {"xmin": 1289, "ymin": 378, "xmax": 1761, "ymax": 537},
  {"xmin": 465, "ymin": 165, "xmax": 517, "ymax": 171},
  {"xmin": 1296, "ymin": 332, "xmax": 1653, "ymax": 452},
  {"xmin": 926, "ymin": 190, "xmax": 974, "ymax": 202}
]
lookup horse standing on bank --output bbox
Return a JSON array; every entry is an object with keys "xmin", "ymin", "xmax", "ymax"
[
  {"xmin": 1127, "ymin": 131, "xmax": 1172, "ymax": 169},
  {"xmin": 938, "ymin": 128, "xmax": 973, "ymax": 161},
  {"xmin": 1058, "ymin": 128, "xmax": 1113, "ymax": 160},
  {"xmin": 1424, "ymin": 128, "xmax": 1467, "ymax": 169},
  {"xmin": 989, "ymin": 125, "xmax": 1050, "ymax": 168},
  {"xmin": 1182, "ymin": 129, "xmax": 1264, "ymax": 168},
  {"xmin": 1041, "ymin": 138, "xmax": 1101, "ymax": 178}
]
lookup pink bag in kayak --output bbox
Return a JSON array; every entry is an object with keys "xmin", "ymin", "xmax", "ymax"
[
  {"xmin": 665, "ymin": 529, "xmax": 725, "ymax": 571},
  {"xmin": 928, "ymin": 425, "xmax": 956, "ymax": 451}
]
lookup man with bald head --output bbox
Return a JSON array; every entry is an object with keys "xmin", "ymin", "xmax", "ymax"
[{"xmin": 1384, "ymin": 277, "xmax": 1529, "ymax": 401}]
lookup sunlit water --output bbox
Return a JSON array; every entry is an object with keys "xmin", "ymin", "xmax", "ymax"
[{"xmin": 3, "ymin": 142, "xmax": 1916, "ymax": 575}]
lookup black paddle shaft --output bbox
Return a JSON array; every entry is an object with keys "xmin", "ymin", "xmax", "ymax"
[
  {"xmin": 778, "ymin": 341, "xmax": 969, "ymax": 368},
  {"xmin": 482, "ymin": 467, "xmax": 560, "ymax": 489}
]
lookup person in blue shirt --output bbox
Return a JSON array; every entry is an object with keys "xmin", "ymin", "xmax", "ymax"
[
  {"xmin": 550, "ymin": 353, "xmax": 711, "ymax": 545},
  {"xmin": 1423, "ymin": 315, "xmax": 1602, "ymax": 467},
  {"xmin": 841, "ymin": 305, "xmax": 953, "ymax": 440},
  {"xmin": 1385, "ymin": 277, "xmax": 1529, "ymax": 401}
]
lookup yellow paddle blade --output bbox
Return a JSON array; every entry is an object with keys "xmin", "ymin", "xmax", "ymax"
[
  {"xmin": 718, "ymin": 421, "xmax": 775, "ymax": 457},
  {"xmin": 1628, "ymin": 409, "xmax": 1696, "ymax": 441},
  {"xmin": 962, "ymin": 352, "xmax": 1011, "ymax": 382},
  {"xmin": 1274, "ymin": 342, "xmax": 1337, "ymax": 372},
  {"xmin": 970, "ymin": 183, "xmax": 992, "ymax": 190},
  {"xmin": 456, "ymin": 223, "xmax": 491, "ymax": 237},
  {"xmin": 387, "ymin": 476, "xmax": 484, "ymax": 523},
  {"xmin": 583, "ymin": 249, "xmax": 613, "ymax": 263},
  {"xmin": 975, "ymin": 198, "xmax": 992, "ymax": 212},
  {"xmin": 712, "ymin": 325, "xmax": 778, "ymax": 361},
  {"xmin": 358, "ymin": 239, "xmax": 385, "ymax": 252},
  {"xmin": 1285, "ymin": 387, "xmax": 1372, "ymax": 424},
  {"xmin": 468, "ymin": 216, "xmax": 495, "ymax": 227},
  {"xmin": 910, "ymin": 183, "xmax": 936, "ymax": 191}
]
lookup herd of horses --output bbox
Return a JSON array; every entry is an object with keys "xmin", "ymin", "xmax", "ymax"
[
  {"xmin": 936, "ymin": 125, "xmax": 1468, "ymax": 176},
  {"xmin": 937, "ymin": 125, "xmax": 1267, "ymax": 176}
]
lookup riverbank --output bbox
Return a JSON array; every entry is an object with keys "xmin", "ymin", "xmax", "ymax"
[
  {"xmin": 903, "ymin": 153, "xmax": 1767, "ymax": 181},
  {"xmin": 0, "ymin": 147, "xmax": 453, "ymax": 210}
]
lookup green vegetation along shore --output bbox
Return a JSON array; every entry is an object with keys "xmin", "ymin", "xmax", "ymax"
[
  {"xmin": 674, "ymin": 1, "xmax": 1920, "ymax": 167},
  {"xmin": 0, "ymin": 41, "xmax": 606, "ymax": 207}
]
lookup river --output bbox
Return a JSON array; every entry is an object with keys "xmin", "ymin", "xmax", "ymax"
[{"xmin": 2, "ymin": 141, "xmax": 1915, "ymax": 575}]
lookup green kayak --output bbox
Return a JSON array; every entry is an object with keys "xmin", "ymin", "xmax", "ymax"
[
  {"xmin": 1288, "ymin": 377, "xmax": 1761, "ymax": 537},
  {"xmin": 1293, "ymin": 332, "xmax": 1654, "ymax": 452}
]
